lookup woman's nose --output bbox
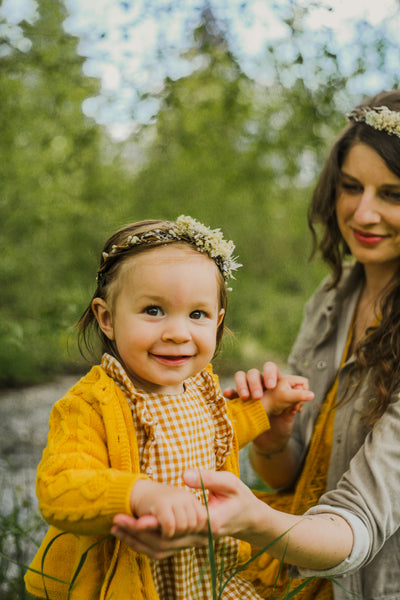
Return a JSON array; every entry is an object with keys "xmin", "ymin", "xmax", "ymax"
[{"xmin": 353, "ymin": 189, "xmax": 380, "ymax": 225}]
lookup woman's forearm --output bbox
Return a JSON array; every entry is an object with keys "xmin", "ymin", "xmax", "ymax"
[
  {"xmin": 236, "ymin": 500, "xmax": 354, "ymax": 570},
  {"xmin": 250, "ymin": 440, "xmax": 300, "ymax": 490}
]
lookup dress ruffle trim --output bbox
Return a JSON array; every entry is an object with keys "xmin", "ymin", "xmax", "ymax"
[
  {"xmin": 101, "ymin": 355, "xmax": 157, "ymax": 471},
  {"xmin": 191, "ymin": 368, "xmax": 234, "ymax": 470},
  {"xmin": 101, "ymin": 354, "xmax": 233, "ymax": 473}
]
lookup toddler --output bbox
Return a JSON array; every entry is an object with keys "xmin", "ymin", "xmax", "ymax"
[{"xmin": 25, "ymin": 216, "xmax": 312, "ymax": 600}]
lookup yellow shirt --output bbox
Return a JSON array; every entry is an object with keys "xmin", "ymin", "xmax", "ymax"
[{"xmin": 25, "ymin": 363, "xmax": 269, "ymax": 600}]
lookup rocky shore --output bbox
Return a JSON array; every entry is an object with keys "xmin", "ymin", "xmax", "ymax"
[{"xmin": 0, "ymin": 375, "xmax": 78, "ymax": 512}]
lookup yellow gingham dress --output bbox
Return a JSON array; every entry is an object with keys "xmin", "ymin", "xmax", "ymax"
[{"xmin": 102, "ymin": 354, "xmax": 262, "ymax": 600}]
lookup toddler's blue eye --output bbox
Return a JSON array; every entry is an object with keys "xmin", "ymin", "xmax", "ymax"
[
  {"xmin": 145, "ymin": 306, "xmax": 163, "ymax": 316},
  {"xmin": 190, "ymin": 310, "xmax": 206, "ymax": 320}
]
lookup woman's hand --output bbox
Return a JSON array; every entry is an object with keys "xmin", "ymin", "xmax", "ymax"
[
  {"xmin": 111, "ymin": 513, "xmax": 208, "ymax": 560},
  {"xmin": 183, "ymin": 469, "xmax": 265, "ymax": 542},
  {"xmin": 223, "ymin": 361, "xmax": 281, "ymax": 401}
]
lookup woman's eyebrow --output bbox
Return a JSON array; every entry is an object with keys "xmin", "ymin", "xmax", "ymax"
[{"xmin": 340, "ymin": 170, "xmax": 358, "ymax": 181}]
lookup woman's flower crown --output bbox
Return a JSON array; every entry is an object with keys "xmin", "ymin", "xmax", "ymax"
[
  {"xmin": 347, "ymin": 105, "xmax": 400, "ymax": 139},
  {"xmin": 100, "ymin": 215, "xmax": 241, "ymax": 283}
]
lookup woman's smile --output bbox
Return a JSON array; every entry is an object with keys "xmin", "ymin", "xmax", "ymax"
[{"xmin": 351, "ymin": 227, "xmax": 389, "ymax": 246}]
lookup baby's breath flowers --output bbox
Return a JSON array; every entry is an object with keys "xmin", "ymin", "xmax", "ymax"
[
  {"xmin": 172, "ymin": 215, "xmax": 241, "ymax": 281},
  {"xmin": 347, "ymin": 106, "xmax": 400, "ymax": 139},
  {"xmin": 99, "ymin": 215, "xmax": 241, "ymax": 283}
]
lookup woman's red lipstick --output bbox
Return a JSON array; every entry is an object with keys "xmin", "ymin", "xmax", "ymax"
[{"xmin": 352, "ymin": 228, "xmax": 387, "ymax": 245}]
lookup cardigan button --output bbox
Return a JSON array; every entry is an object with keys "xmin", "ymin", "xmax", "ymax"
[{"xmin": 316, "ymin": 360, "xmax": 327, "ymax": 370}]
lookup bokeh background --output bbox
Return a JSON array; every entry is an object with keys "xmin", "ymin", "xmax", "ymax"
[{"xmin": 1, "ymin": 0, "xmax": 400, "ymax": 386}]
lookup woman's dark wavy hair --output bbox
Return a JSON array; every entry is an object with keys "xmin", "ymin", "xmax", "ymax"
[
  {"xmin": 308, "ymin": 90, "xmax": 400, "ymax": 427},
  {"xmin": 77, "ymin": 219, "xmax": 228, "ymax": 365}
]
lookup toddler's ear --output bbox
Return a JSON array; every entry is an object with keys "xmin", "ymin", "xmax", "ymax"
[{"xmin": 92, "ymin": 298, "xmax": 115, "ymax": 340}]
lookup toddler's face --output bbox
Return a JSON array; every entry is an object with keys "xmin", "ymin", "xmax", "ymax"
[{"xmin": 95, "ymin": 245, "xmax": 224, "ymax": 394}]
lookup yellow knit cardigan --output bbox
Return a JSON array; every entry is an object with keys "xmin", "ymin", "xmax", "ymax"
[{"xmin": 25, "ymin": 365, "xmax": 269, "ymax": 600}]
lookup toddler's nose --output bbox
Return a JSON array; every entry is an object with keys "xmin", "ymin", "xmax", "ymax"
[{"xmin": 161, "ymin": 318, "xmax": 191, "ymax": 343}]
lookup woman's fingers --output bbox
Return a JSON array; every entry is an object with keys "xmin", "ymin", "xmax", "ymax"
[
  {"xmin": 183, "ymin": 468, "xmax": 236, "ymax": 495},
  {"xmin": 233, "ymin": 370, "xmax": 251, "ymax": 399},
  {"xmin": 234, "ymin": 369, "xmax": 265, "ymax": 399},
  {"xmin": 263, "ymin": 361, "xmax": 281, "ymax": 389},
  {"xmin": 111, "ymin": 513, "xmax": 208, "ymax": 559},
  {"xmin": 225, "ymin": 362, "xmax": 282, "ymax": 401},
  {"xmin": 183, "ymin": 469, "xmax": 258, "ymax": 538}
]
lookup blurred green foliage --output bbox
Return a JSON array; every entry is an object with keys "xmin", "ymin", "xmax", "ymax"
[
  {"xmin": 0, "ymin": 0, "xmax": 398, "ymax": 385},
  {"xmin": 0, "ymin": 0, "xmax": 132, "ymax": 384}
]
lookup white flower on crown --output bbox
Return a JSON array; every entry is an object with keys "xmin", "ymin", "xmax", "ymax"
[
  {"xmin": 172, "ymin": 215, "xmax": 241, "ymax": 280},
  {"xmin": 347, "ymin": 105, "xmax": 400, "ymax": 139}
]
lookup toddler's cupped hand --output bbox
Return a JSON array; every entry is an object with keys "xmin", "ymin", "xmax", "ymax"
[{"xmin": 128, "ymin": 479, "xmax": 208, "ymax": 539}]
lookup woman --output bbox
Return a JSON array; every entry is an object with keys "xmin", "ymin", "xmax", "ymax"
[{"xmin": 112, "ymin": 90, "xmax": 400, "ymax": 600}]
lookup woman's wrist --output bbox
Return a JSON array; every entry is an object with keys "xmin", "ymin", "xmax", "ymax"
[
  {"xmin": 251, "ymin": 443, "xmax": 286, "ymax": 460},
  {"xmin": 251, "ymin": 438, "xmax": 288, "ymax": 459}
]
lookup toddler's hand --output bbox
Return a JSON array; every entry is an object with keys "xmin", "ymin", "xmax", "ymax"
[
  {"xmin": 261, "ymin": 375, "xmax": 314, "ymax": 416},
  {"xmin": 129, "ymin": 479, "xmax": 208, "ymax": 538}
]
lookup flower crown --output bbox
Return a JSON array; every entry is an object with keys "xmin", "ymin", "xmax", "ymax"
[
  {"xmin": 99, "ymin": 215, "xmax": 241, "ymax": 283},
  {"xmin": 347, "ymin": 105, "xmax": 400, "ymax": 139}
]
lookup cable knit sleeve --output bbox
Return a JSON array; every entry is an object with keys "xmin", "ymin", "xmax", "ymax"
[
  {"xmin": 226, "ymin": 397, "xmax": 270, "ymax": 449},
  {"xmin": 36, "ymin": 370, "xmax": 147, "ymax": 535}
]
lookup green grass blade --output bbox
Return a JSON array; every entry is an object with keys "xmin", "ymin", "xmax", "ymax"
[
  {"xmin": 326, "ymin": 577, "xmax": 362, "ymax": 598},
  {"xmin": 0, "ymin": 549, "xmax": 69, "ymax": 584},
  {"xmin": 280, "ymin": 577, "xmax": 315, "ymax": 598},
  {"xmin": 217, "ymin": 542, "xmax": 226, "ymax": 599},
  {"xmin": 268, "ymin": 537, "xmax": 289, "ymax": 600},
  {"xmin": 217, "ymin": 511, "xmax": 328, "ymax": 599},
  {"xmin": 218, "ymin": 524, "xmax": 296, "ymax": 596},
  {"xmin": 41, "ymin": 531, "xmax": 69, "ymax": 599},
  {"xmin": 67, "ymin": 536, "xmax": 111, "ymax": 598},
  {"xmin": 199, "ymin": 471, "xmax": 218, "ymax": 600}
]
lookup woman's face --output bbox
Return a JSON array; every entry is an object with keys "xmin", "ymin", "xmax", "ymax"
[{"xmin": 336, "ymin": 142, "xmax": 400, "ymax": 279}]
